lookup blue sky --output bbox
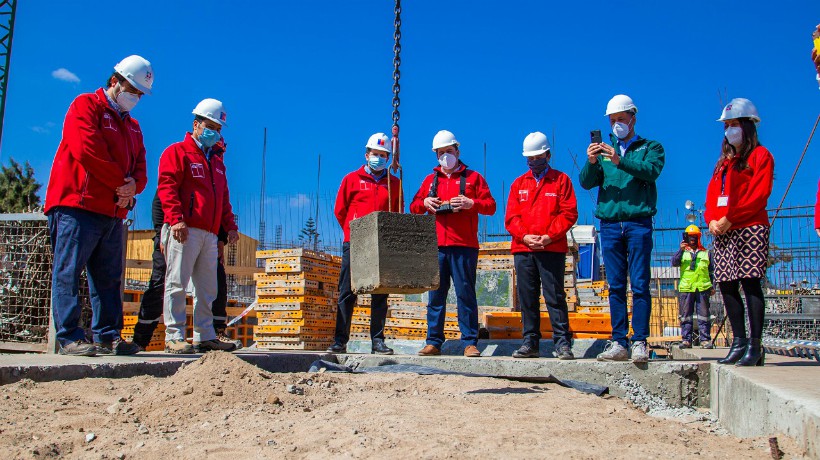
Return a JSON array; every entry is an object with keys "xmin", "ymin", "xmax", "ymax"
[{"xmin": 3, "ymin": 1, "xmax": 820, "ymax": 247}]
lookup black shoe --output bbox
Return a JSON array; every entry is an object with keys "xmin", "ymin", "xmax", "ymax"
[
  {"xmin": 512, "ymin": 344, "xmax": 539, "ymax": 358},
  {"xmin": 736, "ymin": 338, "xmax": 765, "ymax": 367},
  {"xmin": 95, "ymin": 338, "xmax": 140, "ymax": 356},
  {"xmin": 371, "ymin": 339, "xmax": 394, "ymax": 355},
  {"xmin": 59, "ymin": 340, "xmax": 97, "ymax": 357},
  {"xmin": 326, "ymin": 342, "xmax": 346, "ymax": 353},
  {"xmin": 555, "ymin": 344, "xmax": 575, "ymax": 360},
  {"xmin": 717, "ymin": 337, "xmax": 748, "ymax": 364}
]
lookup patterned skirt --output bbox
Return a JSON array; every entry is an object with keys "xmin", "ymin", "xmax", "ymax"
[{"xmin": 713, "ymin": 224, "xmax": 770, "ymax": 283}]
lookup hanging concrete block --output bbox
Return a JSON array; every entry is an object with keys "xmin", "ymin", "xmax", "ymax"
[{"xmin": 350, "ymin": 211, "xmax": 440, "ymax": 294}]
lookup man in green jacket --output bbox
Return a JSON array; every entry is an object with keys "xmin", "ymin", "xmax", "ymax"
[
  {"xmin": 579, "ymin": 94, "xmax": 665, "ymax": 363},
  {"xmin": 672, "ymin": 225, "xmax": 714, "ymax": 349}
]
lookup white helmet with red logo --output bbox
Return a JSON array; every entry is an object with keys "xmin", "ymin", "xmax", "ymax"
[
  {"xmin": 113, "ymin": 55, "xmax": 154, "ymax": 95},
  {"xmin": 365, "ymin": 133, "xmax": 391, "ymax": 153},
  {"xmin": 717, "ymin": 98, "xmax": 760, "ymax": 123},
  {"xmin": 192, "ymin": 98, "xmax": 228, "ymax": 126}
]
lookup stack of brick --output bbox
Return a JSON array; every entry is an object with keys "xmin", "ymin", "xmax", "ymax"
[
  {"xmin": 252, "ymin": 249, "xmax": 340, "ymax": 350},
  {"xmin": 352, "ymin": 298, "xmax": 461, "ymax": 341}
]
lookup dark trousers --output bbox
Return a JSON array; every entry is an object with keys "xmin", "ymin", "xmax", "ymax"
[
  {"xmin": 600, "ymin": 217, "xmax": 653, "ymax": 348},
  {"xmin": 718, "ymin": 278, "xmax": 765, "ymax": 339},
  {"xmin": 133, "ymin": 227, "xmax": 228, "ymax": 347},
  {"xmin": 47, "ymin": 206, "xmax": 124, "ymax": 345},
  {"xmin": 426, "ymin": 246, "xmax": 480, "ymax": 348},
  {"xmin": 334, "ymin": 242, "xmax": 388, "ymax": 344},
  {"xmin": 514, "ymin": 251, "xmax": 572, "ymax": 349},
  {"xmin": 679, "ymin": 290, "xmax": 712, "ymax": 342}
]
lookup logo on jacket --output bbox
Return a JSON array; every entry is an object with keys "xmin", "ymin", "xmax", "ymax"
[
  {"xmin": 102, "ymin": 113, "xmax": 117, "ymax": 131},
  {"xmin": 215, "ymin": 167, "xmax": 224, "ymax": 175},
  {"xmin": 191, "ymin": 163, "xmax": 206, "ymax": 178},
  {"xmin": 545, "ymin": 192, "xmax": 557, "ymax": 197},
  {"xmin": 359, "ymin": 180, "xmax": 372, "ymax": 191},
  {"xmin": 519, "ymin": 190, "xmax": 529, "ymax": 201}
]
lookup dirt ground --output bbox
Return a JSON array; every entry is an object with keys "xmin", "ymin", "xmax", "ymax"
[{"xmin": 0, "ymin": 352, "xmax": 806, "ymax": 459}]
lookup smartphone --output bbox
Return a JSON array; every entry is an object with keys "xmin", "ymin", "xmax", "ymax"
[
  {"xmin": 590, "ymin": 130, "xmax": 602, "ymax": 144},
  {"xmin": 814, "ymin": 29, "xmax": 820, "ymax": 53}
]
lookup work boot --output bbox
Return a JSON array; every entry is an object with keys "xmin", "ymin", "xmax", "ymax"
[
  {"xmin": 59, "ymin": 339, "xmax": 97, "ymax": 357},
  {"xmin": 95, "ymin": 338, "xmax": 140, "ymax": 356},
  {"xmin": 717, "ymin": 338, "xmax": 748, "ymax": 364},
  {"xmin": 326, "ymin": 342, "xmax": 347, "ymax": 353},
  {"xmin": 596, "ymin": 341, "xmax": 628, "ymax": 361},
  {"xmin": 700, "ymin": 340, "xmax": 714, "ymax": 349},
  {"xmin": 555, "ymin": 344, "xmax": 575, "ymax": 360},
  {"xmin": 464, "ymin": 345, "xmax": 481, "ymax": 358},
  {"xmin": 165, "ymin": 339, "xmax": 194, "ymax": 354},
  {"xmin": 631, "ymin": 341, "xmax": 649, "ymax": 363},
  {"xmin": 194, "ymin": 338, "xmax": 238, "ymax": 353},
  {"xmin": 371, "ymin": 339, "xmax": 394, "ymax": 355},
  {"xmin": 215, "ymin": 328, "xmax": 243, "ymax": 350},
  {"xmin": 735, "ymin": 338, "xmax": 765, "ymax": 367},
  {"xmin": 512, "ymin": 344, "xmax": 539, "ymax": 358},
  {"xmin": 417, "ymin": 345, "xmax": 441, "ymax": 356},
  {"xmin": 679, "ymin": 341, "xmax": 692, "ymax": 349}
]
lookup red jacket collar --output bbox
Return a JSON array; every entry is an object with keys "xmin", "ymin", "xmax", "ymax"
[
  {"xmin": 433, "ymin": 162, "xmax": 466, "ymax": 176},
  {"xmin": 355, "ymin": 165, "xmax": 390, "ymax": 182},
  {"xmin": 94, "ymin": 88, "xmax": 130, "ymax": 120}
]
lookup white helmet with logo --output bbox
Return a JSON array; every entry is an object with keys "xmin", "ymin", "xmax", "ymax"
[
  {"xmin": 717, "ymin": 98, "xmax": 760, "ymax": 123},
  {"xmin": 192, "ymin": 98, "xmax": 228, "ymax": 126},
  {"xmin": 432, "ymin": 130, "xmax": 459, "ymax": 151},
  {"xmin": 365, "ymin": 133, "xmax": 391, "ymax": 153},
  {"xmin": 605, "ymin": 94, "xmax": 638, "ymax": 116},
  {"xmin": 113, "ymin": 55, "xmax": 154, "ymax": 95},
  {"xmin": 522, "ymin": 132, "xmax": 551, "ymax": 157}
]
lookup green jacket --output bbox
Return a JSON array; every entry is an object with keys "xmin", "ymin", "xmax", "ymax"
[
  {"xmin": 578, "ymin": 133, "xmax": 665, "ymax": 221},
  {"xmin": 672, "ymin": 248, "xmax": 713, "ymax": 292}
]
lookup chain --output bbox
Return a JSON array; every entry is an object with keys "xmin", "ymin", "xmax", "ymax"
[{"xmin": 391, "ymin": 0, "xmax": 402, "ymax": 127}]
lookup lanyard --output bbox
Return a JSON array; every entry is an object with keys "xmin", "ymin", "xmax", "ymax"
[{"xmin": 720, "ymin": 167, "xmax": 728, "ymax": 195}]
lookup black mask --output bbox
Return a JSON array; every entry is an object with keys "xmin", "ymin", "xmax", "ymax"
[{"xmin": 528, "ymin": 157, "xmax": 548, "ymax": 175}]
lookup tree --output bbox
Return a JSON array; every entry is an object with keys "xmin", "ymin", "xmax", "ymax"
[
  {"xmin": 298, "ymin": 217, "xmax": 320, "ymax": 250},
  {"xmin": 0, "ymin": 158, "xmax": 42, "ymax": 213}
]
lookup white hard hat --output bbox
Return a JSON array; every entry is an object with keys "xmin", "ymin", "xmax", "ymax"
[
  {"xmin": 365, "ymin": 133, "xmax": 391, "ymax": 154},
  {"xmin": 717, "ymin": 98, "xmax": 760, "ymax": 123},
  {"xmin": 522, "ymin": 132, "xmax": 551, "ymax": 157},
  {"xmin": 192, "ymin": 98, "xmax": 228, "ymax": 126},
  {"xmin": 432, "ymin": 130, "xmax": 459, "ymax": 151},
  {"xmin": 113, "ymin": 55, "xmax": 154, "ymax": 95},
  {"xmin": 605, "ymin": 94, "xmax": 638, "ymax": 116}
]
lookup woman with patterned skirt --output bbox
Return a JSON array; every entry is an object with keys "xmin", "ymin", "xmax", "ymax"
[{"xmin": 704, "ymin": 98, "xmax": 774, "ymax": 367}]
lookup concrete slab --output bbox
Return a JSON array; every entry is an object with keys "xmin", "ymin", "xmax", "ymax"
[
  {"xmin": 349, "ymin": 212, "xmax": 439, "ymax": 294},
  {"xmin": 346, "ymin": 338, "xmax": 609, "ymax": 359}
]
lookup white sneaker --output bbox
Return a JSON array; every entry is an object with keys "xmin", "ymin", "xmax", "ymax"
[
  {"xmin": 596, "ymin": 341, "xmax": 629, "ymax": 361},
  {"xmin": 631, "ymin": 341, "xmax": 649, "ymax": 363}
]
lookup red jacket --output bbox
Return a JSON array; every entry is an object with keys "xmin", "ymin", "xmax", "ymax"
[
  {"xmin": 704, "ymin": 146, "xmax": 774, "ymax": 229},
  {"xmin": 335, "ymin": 166, "xmax": 403, "ymax": 242},
  {"xmin": 410, "ymin": 163, "xmax": 496, "ymax": 248},
  {"xmin": 157, "ymin": 133, "xmax": 237, "ymax": 235},
  {"xmin": 45, "ymin": 88, "xmax": 147, "ymax": 219},
  {"xmin": 505, "ymin": 168, "xmax": 579, "ymax": 254}
]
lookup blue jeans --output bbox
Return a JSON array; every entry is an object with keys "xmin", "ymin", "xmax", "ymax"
[
  {"xmin": 426, "ymin": 246, "xmax": 479, "ymax": 348},
  {"xmin": 600, "ymin": 217, "xmax": 653, "ymax": 347},
  {"xmin": 47, "ymin": 206, "xmax": 124, "ymax": 346}
]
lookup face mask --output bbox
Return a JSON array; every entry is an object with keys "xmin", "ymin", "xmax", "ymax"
[
  {"xmin": 367, "ymin": 155, "xmax": 387, "ymax": 171},
  {"xmin": 528, "ymin": 156, "xmax": 549, "ymax": 175},
  {"xmin": 199, "ymin": 127, "xmax": 221, "ymax": 148},
  {"xmin": 612, "ymin": 121, "xmax": 631, "ymax": 140},
  {"xmin": 115, "ymin": 85, "xmax": 140, "ymax": 112},
  {"xmin": 438, "ymin": 152, "xmax": 457, "ymax": 170},
  {"xmin": 724, "ymin": 126, "xmax": 743, "ymax": 147}
]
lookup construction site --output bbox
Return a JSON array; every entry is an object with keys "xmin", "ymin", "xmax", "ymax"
[{"xmin": 1, "ymin": 1, "xmax": 820, "ymax": 459}]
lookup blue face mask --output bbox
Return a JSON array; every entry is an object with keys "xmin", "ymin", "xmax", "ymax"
[
  {"xmin": 199, "ymin": 127, "xmax": 221, "ymax": 148},
  {"xmin": 528, "ymin": 156, "xmax": 549, "ymax": 175},
  {"xmin": 368, "ymin": 155, "xmax": 387, "ymax": 171}
]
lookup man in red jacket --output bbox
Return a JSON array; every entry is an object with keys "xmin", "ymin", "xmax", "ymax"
[
  {"xmin": 410, "ymin": 130, "xmax": 496, "ymax": 357},
  {"xmin": 327, "ymin": 133, "xmax": 402, "ymax": 355},
  {"xmin": 506, "ymin": 132, "xmax": 578, "ymax": 359},
  {"xmin": 44, "ymin": 55, "xmax": 153, "ymax": 356},
  {"xmin": 157, "ymin": 98, "xmax": 239, "ymax": 354}
]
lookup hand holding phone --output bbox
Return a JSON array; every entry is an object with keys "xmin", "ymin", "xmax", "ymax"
[{"xmin": 590, "ymin": 130, "xmax": 602, "ymax": 145}]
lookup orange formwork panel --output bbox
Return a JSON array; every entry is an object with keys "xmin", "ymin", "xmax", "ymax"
[
  {"xmin": 255, "ymin": 302, "xmax": 335, "ymax": 312},
  {"xmin": 256, "ymin": 295, "xmax": 335, "ymax": 306},
  {"xmin": 255, "ymin": 248, "xmax": 338, "ymax": 262},
  {"xmin": 254, "ymin": 271, "xmax": 339, "ymax": 285},
  {"xmin": 257, "ymin": 318, "xmax": 336, "ymax": 327},
  {"xmin": 257, "ymin": 310, "xmax": 335, "ymax": 320},
  {"xmin": 254, "ymin": 325, "xmax": 334, "ymax": 335},
  {"xmin": 483, "ymin": 312, "xmax": 612, "ymax": 334}
]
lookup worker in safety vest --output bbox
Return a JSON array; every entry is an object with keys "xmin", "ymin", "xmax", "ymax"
[
  {"xmin": 505, "ymin": 132, "xmax": 578, "ymax": 359},
  {"xmin": 157, "ymin": 98, "xmax": 239, "ymax": 354},
  {"xmin": 671, "ymin": 225, "xmax": 714, "ymax": 349},
  {"xmin": 410, "ymin": 130, "xmax": 497, "ymax": 358},
  {"xmin": 328, "ymin": 133, "xmax": 401, "ymax": 355},
  {"xmin": 44, "ymin": 55, "xmax": 153, "ymax": 356}
]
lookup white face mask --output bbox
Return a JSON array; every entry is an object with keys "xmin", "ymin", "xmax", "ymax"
[
  {"xmin": 612, "ymin": 121, "xmax": 631, "ymax": 140},
  {"xmin": 438, "ymin": 152, "xmax": 457, "ymax": 170},
  {"xmin": 724, "ymin": 126, "xmax": 743, "ymax": 147},
  {"xmin": 115, "ymin": 85, "xmax": 140, "ymax": 112}
]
